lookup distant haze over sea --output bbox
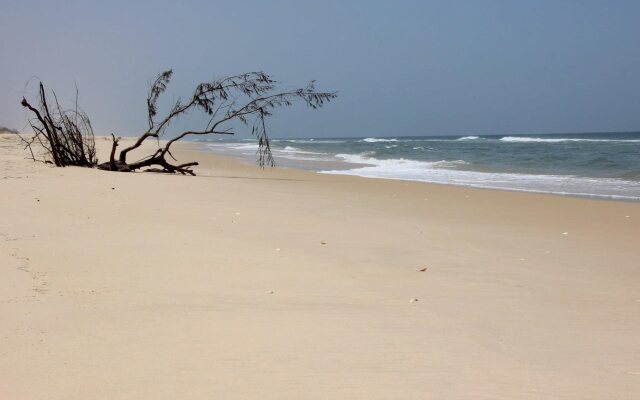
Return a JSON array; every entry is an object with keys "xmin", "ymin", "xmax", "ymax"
[{"xmin": 197, "ymin": 132, "xmax": 640, "ymax": 200}]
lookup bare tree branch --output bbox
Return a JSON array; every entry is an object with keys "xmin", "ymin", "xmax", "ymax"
[
  {"xmin": 22, "ymin": 70, "xmax": 336, "ymax": 176},
  {"xmin": 111, "ymin": 69, "xmax": 335, "ymax": 174},
  {"xmin": 109, "ymin": 133, "xmax": 120, "ymax": 171},
  {"xmin": 20, "ymin": 82, "xmax": 97, "ymax": 167}
]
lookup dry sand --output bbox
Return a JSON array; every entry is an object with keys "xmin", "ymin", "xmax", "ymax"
[{"xmin": 1, "ymin": 133, "xmax": 639, "ymax": 399}]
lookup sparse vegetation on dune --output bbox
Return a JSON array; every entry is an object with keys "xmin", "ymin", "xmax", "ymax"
[{"xmin": 0, "ymin": 126, "xmax": 19, "ymax": 134}]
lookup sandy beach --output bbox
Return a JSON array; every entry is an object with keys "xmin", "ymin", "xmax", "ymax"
[{"xmin": 1, "ymin": 132, "xmax": 639, "ymax": 399}]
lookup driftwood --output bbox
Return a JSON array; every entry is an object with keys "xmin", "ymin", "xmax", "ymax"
[
  {"xmin": 100, "ymin": 70, "xmax": 336, "ymax": 175},
  {"xmin": 22, "ymin": 70, "xmax": 336, "ymax": 175}
]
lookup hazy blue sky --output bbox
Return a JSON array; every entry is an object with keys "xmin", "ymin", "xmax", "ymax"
[{"xmin": 1, "ymin": 0, "xmax": 639, "ymax": 138}]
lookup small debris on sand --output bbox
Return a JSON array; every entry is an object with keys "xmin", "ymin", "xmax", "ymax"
[
  {"xmin": 275, "ymin": 248, "xmax": 281, "ymax": 252},
  {"xmin": 409, "ymin": 298, "xmax": 419, "ymax": 303},
  {"xmin": 419, "ymin": 267, "xmax": 427, "ymax": 272},
  {"xmin": 320, "ymin": 241, "xmax": 327, "ymax": 245},
  {"xmin": 267, "ymin": 290, "xmax": 274, "ymax": 295},
  {"xmin": 562, "ymin": 232, "xmax": 569, "ymax": 235}
]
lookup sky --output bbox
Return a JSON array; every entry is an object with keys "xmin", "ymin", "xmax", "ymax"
[{"xmin": 1, "ymin": 0, "xmax": 639, "ymax": 138}]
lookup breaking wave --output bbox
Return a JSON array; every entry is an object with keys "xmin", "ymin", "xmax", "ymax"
[{"xmin": 500, "ymin": 136, "xmax": 640, "ymax": 143}]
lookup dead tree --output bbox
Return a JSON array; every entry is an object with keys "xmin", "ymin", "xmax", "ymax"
[
  {"xmin": 97, "ymin": 70, "xmax": 336, "ymax": 175},
  {"xmin": 20, "ymin": 83, "xmax": 97, "ymax": 167}
]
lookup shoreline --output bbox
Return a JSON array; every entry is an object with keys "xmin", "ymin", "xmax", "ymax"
[
  {"xmin": 1, "ymin": 133, "xmax": 639, "ymax": 399},
  {"xmin": 189, "ymin": 140, "xmax": 640, "ymax": 203},
  {"xmin": 192, "ymin": 134, "xmax": 640, "ymax": 202}
]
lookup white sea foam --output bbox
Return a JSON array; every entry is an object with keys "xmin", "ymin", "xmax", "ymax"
[
  {"xmin": 206, "ymin": 141, "xmax": 336, "ymax": 163},
  {"xmin": 430, "ymin": 160, "xmax": 471, "ymax": 168},
  {"xmin": 289, "ymin": 139, "xmax": 346, "ymax": 144},
  {"xmin": 333, "ymin": 154, "xmax": 468, "ymax": 169},
  {"xmin": 224, "ymin": 143, "xmax": 260, "ymax": 150},
  {"xmin": 208, "ymin": 143, "xmax": 321, "ymax": 155},
  {"xmin": 201, "ymin": 139, "xmax": 640, "ymax": 200},
  {"xmin": 273, "ymin": 139, "xmax": 346, "ymax": 144},
  {"xmin": 457, "ymin": 136, "xmax": 480, "ymax": 140},
  {"xmin": 322, "ymin": 154, "xmax": 640, "ymax": 200},
  {"xmin": 361, "ymin": 137, "xmax": 399, "ymax": 143},
  {"xmin": 279, "ymin": 146, "xmax": 324, "ymax": 155},
  {"xmin": 333, "ymin": 153, "xmax": 376, "ymax": 164},
  {"xmin": 500, "ymin": 136, "xmax": 640, "ymax": 143}
]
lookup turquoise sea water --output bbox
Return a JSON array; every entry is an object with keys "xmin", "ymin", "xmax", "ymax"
[{"xmin": 196, "ymin": 132, "xmax": 640, "ymax": 200}]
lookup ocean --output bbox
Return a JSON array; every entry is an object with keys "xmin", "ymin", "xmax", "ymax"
[{"xmin": 195, "ymin": 132, "xmax": 640, "ymax": 201}]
